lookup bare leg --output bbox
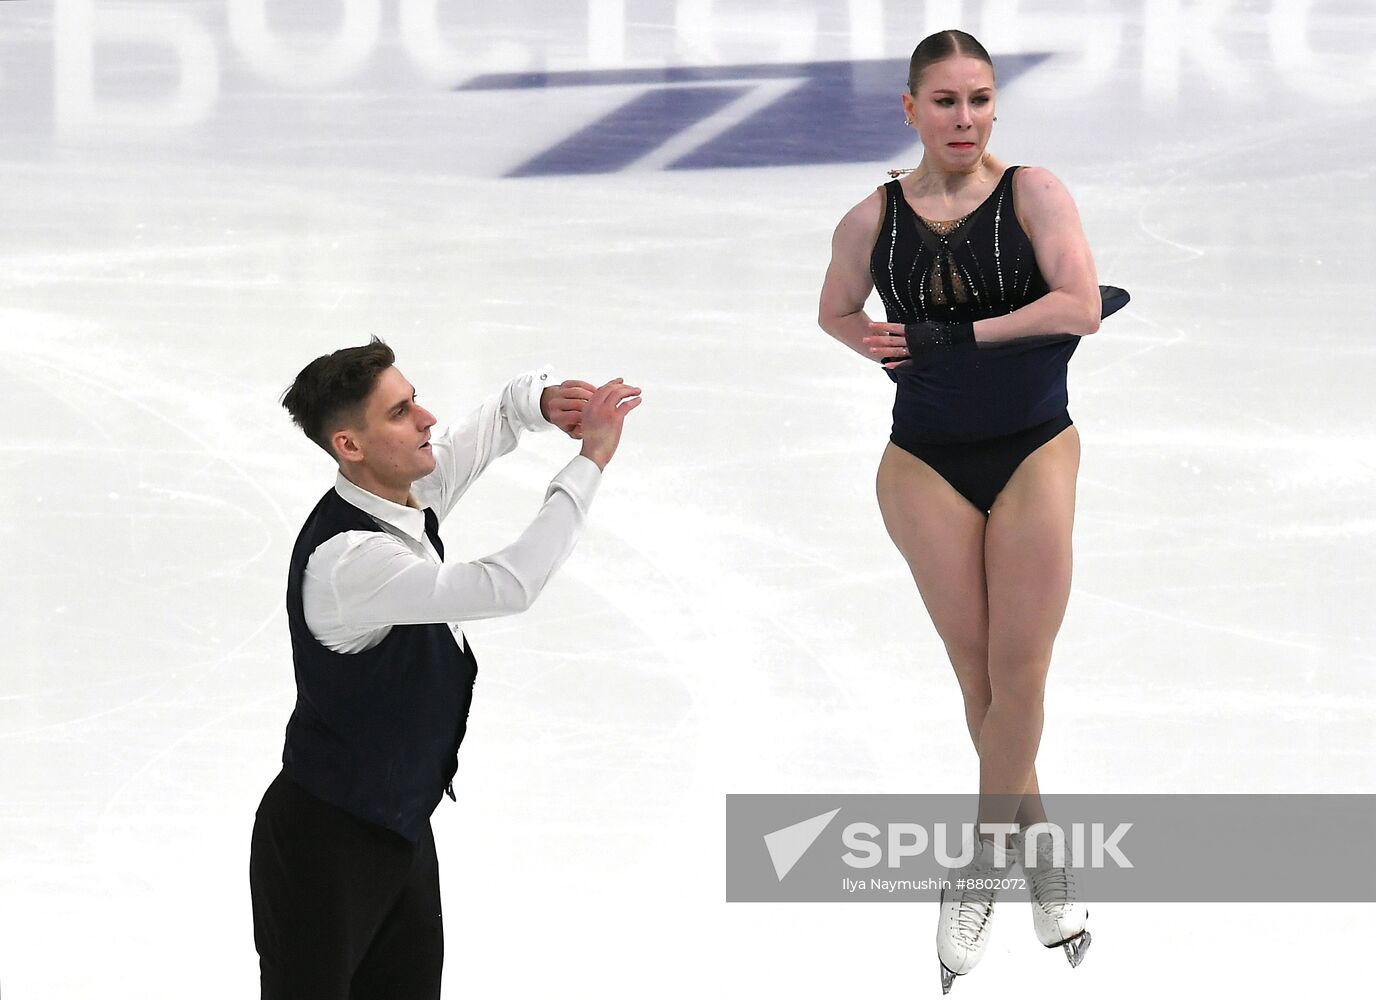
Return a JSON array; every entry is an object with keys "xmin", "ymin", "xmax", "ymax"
[
  {"xmin": 976, "ymin": 426, "xmax": 1080, "ymax": 831},
  {"xmin": 876, "ymin": 441, "xmax": 990, "ymax": 738},
  {"xmin": 1015, "ymin": 769, "xmax": 1048, "ymax": 829}
]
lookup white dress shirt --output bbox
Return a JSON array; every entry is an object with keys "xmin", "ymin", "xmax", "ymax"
[{"xmin": 301, "ymin": 369, "xmax": 602, "ymax": 654}]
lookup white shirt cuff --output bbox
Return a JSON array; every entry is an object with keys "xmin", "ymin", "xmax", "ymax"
[
  {"xmin": 520, "ymin": 365, "xmax": 558, "ymax": 431},
  {"xmin": 548, "ymin": 454, "xmax": 601, "ymax": 516}
]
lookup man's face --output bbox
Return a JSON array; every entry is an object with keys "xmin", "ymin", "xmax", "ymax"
[{"xmin": 336, "ymin": 366, "xmax": 438, "ymax": 495}]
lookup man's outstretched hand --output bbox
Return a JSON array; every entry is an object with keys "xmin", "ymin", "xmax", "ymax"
[
  {"xmin": 578, "ymin": 379, "xmax": 642, "ymax": 470},
  {"xmin": 540, "ymin": 380, "xmax": 597, "ymax": 438}
]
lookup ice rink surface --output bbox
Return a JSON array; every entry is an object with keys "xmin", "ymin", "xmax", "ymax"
[{"xmin": 2, "ymin": 1, "xmax": 1373, "ymax": 996}]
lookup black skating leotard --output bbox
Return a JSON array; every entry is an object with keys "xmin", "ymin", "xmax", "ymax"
[{"xmin": 869, "ymin": 165, "xmax": 1079, "ymax": 445}]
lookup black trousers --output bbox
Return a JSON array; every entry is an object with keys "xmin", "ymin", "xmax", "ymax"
[{"xmin": 250, "ymin": 770, "xmax": 443, "ymax": 1000}]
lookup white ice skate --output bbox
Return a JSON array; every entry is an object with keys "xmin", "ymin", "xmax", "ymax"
[
  {"xmin": 1012, "ymin": 825, "xmax": 1091, "ymax": 967},
  {"xmin": 936, "ymin": 837, "xmax": 1011, "ymax": 994}
]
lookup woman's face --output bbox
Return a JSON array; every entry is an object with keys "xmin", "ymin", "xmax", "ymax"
[{"xmin": 903, "ymin": 55, "xmax": 997, "ymax": 173}]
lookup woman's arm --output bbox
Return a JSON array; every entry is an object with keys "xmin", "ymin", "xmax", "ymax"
[
  {"xmin": 818, "ymin": 188, "xmax": 888, "ymax": 362},
  {"xmin": 972, "ymin": 166, "xmax": 1101, "ymax": 343}
]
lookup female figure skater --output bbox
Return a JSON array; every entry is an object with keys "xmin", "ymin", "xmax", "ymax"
[{"xmin": 817, "ymin": 29, "xmax": 1122, "ymax": 993}]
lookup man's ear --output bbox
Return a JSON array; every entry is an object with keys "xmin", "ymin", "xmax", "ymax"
[{"xmin": 332, "ymin": 426, "xmax": 364, "ymax": 465}]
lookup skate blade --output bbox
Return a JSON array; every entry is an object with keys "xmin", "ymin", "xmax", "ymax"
[
  {"xmin": 1061, "ymin": 929, "xmax": 1091, "ymax": 968},
  {"xmin": 939, "ymin": 961, "xmax": 957, "ymax": 994}
]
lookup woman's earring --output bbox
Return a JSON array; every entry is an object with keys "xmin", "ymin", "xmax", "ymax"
[
  {"xmin": 904, "ymin": 117, "xmax": 913, "ymax": 126},
  {"xmin": 993, "ymin": 116, "xmax": 998, "ymax": 122}
]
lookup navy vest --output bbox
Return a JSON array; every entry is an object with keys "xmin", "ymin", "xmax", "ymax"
[{"xmin": 282, "ymin": 488, "xmax": 477, "ymax": 842}]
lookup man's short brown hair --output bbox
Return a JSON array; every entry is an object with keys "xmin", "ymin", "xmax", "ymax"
[{"xmin": 280, "ymin": 337, "xmax": 395, "ymax": 458}]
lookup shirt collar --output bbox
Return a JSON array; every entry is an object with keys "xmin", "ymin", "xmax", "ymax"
[{"xmin": 333, "ymin": 471, "xmax": 429, "ymax": 543}]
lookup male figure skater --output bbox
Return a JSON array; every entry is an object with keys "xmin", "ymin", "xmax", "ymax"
[{"xmin": 250, "ymin": 338, "xmax": 641, "ymax": 999}]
